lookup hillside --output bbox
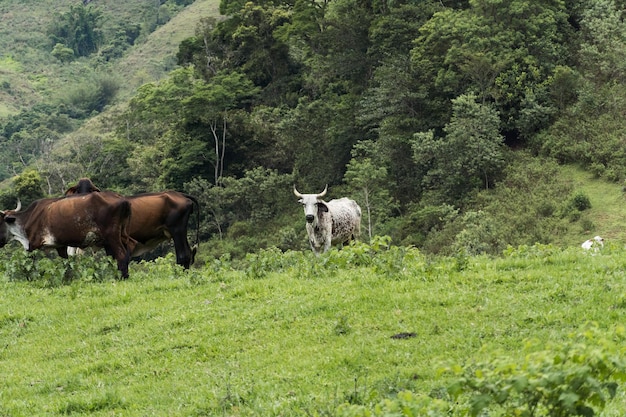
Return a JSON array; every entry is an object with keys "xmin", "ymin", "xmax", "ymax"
[
  {"xmin": 0, "ymin": 0, "xmax": 220, "ymax": 116},
  {"xmin": 113, "ymin": 0, "xmax": 221, "ymax": 99},
  {"xmin": 560, "ymin": 166, "xmax": 626, "ymax": 245},
  {"xmin": 0, "ymin": 0, "xmax": 624, "ymax": 258}
]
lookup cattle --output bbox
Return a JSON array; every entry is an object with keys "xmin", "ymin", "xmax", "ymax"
[
  {"xmin": 65, "ymin": 180, "xmax": 200, "ymax": 269},
  {"xmin": 293, "ymin": 185, "xmax": 361, "ymax": 255},
  {"xmin": 0, "ymin": 193, "xmax": 134, "ymax": 278},
  {"xmin": 582, "ymin": 235, "xmax": 604, "ymax": 251},
  {"xmin": 65, "ymin": 178, "xmax": 100, "ymax": 195}
]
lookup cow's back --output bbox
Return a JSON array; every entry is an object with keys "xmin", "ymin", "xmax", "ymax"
[
  {"xmin": 327, "ymin": 198, "xmax": 361, "ymax": 243},
  {"xmin": 42, "ymin": 192, "xmax": 129, "ymax": 246},
  {"xmin": 126, "ymin": 191, "xmax": 193, "ymax": 241}
]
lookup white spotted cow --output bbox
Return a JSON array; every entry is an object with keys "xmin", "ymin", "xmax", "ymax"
[{"xmin": 294, "ymin": 185, "xmax": 361, "ymax": 255}]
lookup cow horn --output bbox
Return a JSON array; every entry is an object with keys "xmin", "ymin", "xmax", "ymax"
[
  {"xmin": 15, "ymin": 199, "xmax": 21, "ymax": 212},
  {"xmin": 293, "ymin": 186, "xmax": 303, "ymax": 198},
  {"xmin": 317, "ymin": 185, "xmax": 328, "ymax": 198}
]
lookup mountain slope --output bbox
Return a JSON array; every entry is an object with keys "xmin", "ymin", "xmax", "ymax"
[
  {"xmin": 559, "ymin": 165, "xmax": 626, "ymax": 245},
  {"xmin": 0, "ymin": 0, "xmax": 221, "ymax": 116},
  {"xmin": 114, "ymin": 0, "xmax": 221, "ymax": 99}
]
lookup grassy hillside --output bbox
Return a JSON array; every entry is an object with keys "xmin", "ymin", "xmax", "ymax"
[
  {"xmin": 560, "ymin": 165, "xmax": 626, "ymax": 245},
  {"xmin": 0, "ymin": 0, "xmax": 220, "ymax": 116},
  {"xmin": 114, "ymin": 0, "xmax": 221, "ymax": 99},
  {"xmin": 1, "ymin": 244, "xmax": 625, "ymax": 416},
  {"xmin": 556, "ymin": 165, "xmax": 626, "ymax": 247}
]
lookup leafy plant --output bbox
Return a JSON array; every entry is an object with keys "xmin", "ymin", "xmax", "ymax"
[{"xmin": 445, "ymin": 324, "xmax": 626, "ymax": 416}]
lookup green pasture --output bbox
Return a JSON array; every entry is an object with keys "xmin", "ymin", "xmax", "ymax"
[{"xmin": 1, "ymin": 241, "xmax": 625, "ymax": 416}]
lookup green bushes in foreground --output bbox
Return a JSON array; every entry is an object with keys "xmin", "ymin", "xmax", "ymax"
[{"xmin": 338, "ymin": 324, "xmax": 626, "ymax": 417}]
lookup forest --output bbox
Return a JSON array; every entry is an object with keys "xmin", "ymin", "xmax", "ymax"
[{"xmin": 0, "ymin": 0, "xmax": 625, "ymax": 259}]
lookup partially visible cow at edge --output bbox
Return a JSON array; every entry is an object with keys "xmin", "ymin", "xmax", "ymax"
[
  {"xmin": 293, "ymin": 185, "xmax": 361, "ymax": 255},
  {"xmin": 582, "ymin": 235, "xmax": 604, "ymax": 251},
  {"xmin": 0, "ymin": 193, "xmax": 134, "ymax": 278},
  {"xmin": 65, "ymin": 178, "xmax": 200, "ymax": 268}
]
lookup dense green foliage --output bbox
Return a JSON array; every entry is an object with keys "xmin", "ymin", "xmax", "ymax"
[
  {"xmin": 0, "ymin": 0, "xmax": 625, "ymax": 255},
  {"xmin": 1, "ymin": 241, "xmax": 626, "ymax": 415}
]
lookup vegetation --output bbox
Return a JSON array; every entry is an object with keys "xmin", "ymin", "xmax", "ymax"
[
  {"xmin": 1, "ymin": 241, "xmax": 626, "ymax": 416},
  {"xmin": 3, "ymin": 2, "xmax": 625, "ymax": 415},
  {"xmin": 0, "ymin": 0, "xmax": 624, "ymax": 255}
]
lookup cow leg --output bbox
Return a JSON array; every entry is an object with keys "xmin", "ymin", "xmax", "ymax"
[
  {"xmin": 104, "ymin": 244, "xmax": 131, "ymax": 279},
  {"xmin": 171, "ymin": 229, "xmax": 192, "ymax": 269},
  {"xmin": 57, "ymin": 247, "xmax": 69, "ymax": 258}
]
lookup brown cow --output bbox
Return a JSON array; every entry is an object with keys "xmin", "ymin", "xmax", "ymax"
[
  {"xmin": 65, "ymin": 178, "xmax": 100, "ymax": 194},
  {"xmin": 0, "ymin": 192, "xmax": 134, "ymax": 278},
  {"xmin": 65, "ymin": 180, "xmax": 199, "ymax": 269}
]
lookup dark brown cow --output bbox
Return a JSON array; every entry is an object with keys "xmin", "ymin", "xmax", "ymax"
[
  {"xmin": 65, "ymin": 178, "xmax": 100, "ymax": 194},
  {"xmin": 65, "ymin": 180, "xmax": 199, "ymax": 269},
  {"xmin": 0, "ymin": 192, "xmax": 134, "ymax": 278}
]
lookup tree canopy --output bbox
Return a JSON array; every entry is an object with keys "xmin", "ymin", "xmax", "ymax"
[{"xmin": 1, "ymin": 0, "xmax": 625, "ymax": 255}]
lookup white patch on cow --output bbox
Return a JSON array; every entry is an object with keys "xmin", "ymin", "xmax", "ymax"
[
  {"xmin": 67, "ymin": 247, "xmax": 82, "ymax": 256},
  {"xmin": 6, "ymin": 222, "xmax": 30, "ymax": 250},
  {"xmin": 41, "ymin": 228, "xmax": 57, "ymax": 246}
]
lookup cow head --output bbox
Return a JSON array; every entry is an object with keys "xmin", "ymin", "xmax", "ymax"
[
  {"xmin": 0, "ymin": 200, "xmax": 21, "ymax": 247},
  {"xmin": 293, "ymin": 185, "xmax": 329, "ymax": 225},
  {"xmin": 65, "ymin": 178, "xmax": 101, "ymax": 196}
]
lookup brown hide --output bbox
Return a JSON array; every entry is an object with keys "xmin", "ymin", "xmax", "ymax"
[
  {"xmin": 64, "ymin": 180, "xmax": 199, "ymax": 268},
  {"xmin": 0, "ymin": 192, "xmax": 133, "ymax": 278},
  {"xmin": 125, "ymin": 192, "xmax": 198, "ymax": 268}
]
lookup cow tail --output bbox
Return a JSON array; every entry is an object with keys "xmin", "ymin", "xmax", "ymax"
[
  {"xmin": 184, "ymin": 193, "xmax": 201, "ymax": 251},
  {"xmin": 121, "ymin": 200, "xmax": 133, "ymax": 244}
]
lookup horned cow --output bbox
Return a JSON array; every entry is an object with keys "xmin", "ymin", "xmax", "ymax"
[
  {"xmin": 0, "ymin": 193, "xmax": 134, "ymax": 278},
  {"xmin": 294, "ymin": 185, "xmax": 361, "ymax": 255}
]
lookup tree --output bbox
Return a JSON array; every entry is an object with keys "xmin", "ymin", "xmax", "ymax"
[
  {"xmin": 344, "ymin": 142, "xmax": 394, "ymax": 240},
  {"xmin": 51, "ymin": 43, "xmax": 75, "ymax": 63},
  {"xmin": 119, "ymin": 67, "xmax": 260, "ymax": 190},
  {"xmin": 183, "ymin": 71, "xmax": 260, "ymax": 185},
  {"xmin": 410, "ymin": 0, "xmax": 571, "ymax": 139},
  {"xmin": 48, "ymin": 5, "xmax": 103, "ymax": 57},
  {"xmin": 412, "ymin": 94, "xmax": 505, "ymax": 205},
  {"xmin": 12, "ymin": 169, "xmax": 45, "ymax": 206}
]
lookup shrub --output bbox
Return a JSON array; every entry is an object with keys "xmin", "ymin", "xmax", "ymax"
[
  {"xmin": 0, "ymin": 246, "xmax": 122, "ymax": 286},
  {"xmin": 336, "ymin": 324, "xmax": 626, "ymax": 417},
  {"xmin": 445, "ymin": 323, "xmax": 626, "ymax": 416},
  {"xmin": 569, "ymin": 192, "xmax": 592, "ymax": 211}
]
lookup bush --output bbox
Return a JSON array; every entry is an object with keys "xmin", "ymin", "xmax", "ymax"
[
  {"xmin": 569, "ymin": 192, "xmax": 592, "ymax": 211},
  {"xmin": 0, "ymin": 246, "xmax": 122, "ymax": 286},
  {"xmin": 337, "ymin": 324, "xmax": 626, "ymax": 417},
  {"xmin": 445, "ymin": 323, "xmax": 626, "ymax": 416}
]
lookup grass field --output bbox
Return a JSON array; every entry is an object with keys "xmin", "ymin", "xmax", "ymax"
[{"xmin": 1, "ymin": 242, "xmax": 625, "ymax": 416}]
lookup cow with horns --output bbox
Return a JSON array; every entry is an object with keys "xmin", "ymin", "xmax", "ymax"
[
  {"xmin": 293, "ymin": 185, "xmax": 361, "ymax": 255},
  {"xmin": 0, "ymin": 193, "xmax": 134, "ymax": 278},
  {"xmin": 65, "ymin": 178, "xmax": 200, "ymax": 269}
]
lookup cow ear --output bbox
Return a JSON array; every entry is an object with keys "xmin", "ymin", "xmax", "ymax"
[
  {"xmin": 317, "ymin": 202, "xmax": 329, "ymax": 213},
  {"xmin": 5, "ymin": 216, "xmax": 16, "ymax": 224}
]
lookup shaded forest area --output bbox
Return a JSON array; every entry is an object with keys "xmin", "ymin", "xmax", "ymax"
[{"xmin": 1, "ymin": 0, "xmax": 625, "ymax": 258}]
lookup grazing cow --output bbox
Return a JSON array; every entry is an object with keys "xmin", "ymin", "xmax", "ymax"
[
  {"xmin": 293, "ymin": 185, "xmax": 361, "ymax": 255},
  {"xmin": 65, "ymin": 180, "xmax": 200, "ymax": 268},
  {"xmin": 0, "ymin": 193, "xmax": 134, "ymax": 278},
  {"xmin": 582, "ymin": 236, "xmax": 604, "ymax": 251}
]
